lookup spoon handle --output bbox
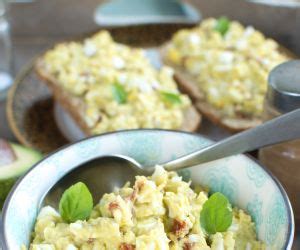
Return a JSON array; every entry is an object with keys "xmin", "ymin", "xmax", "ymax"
[{"xmin": 164, "ymin": 108, "xmax": 300, "ymax": 171}]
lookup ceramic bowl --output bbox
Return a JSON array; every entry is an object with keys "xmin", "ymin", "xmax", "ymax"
[{"xmin": 1, "ymin": 130, "xmax": 294, "ymax": 249}]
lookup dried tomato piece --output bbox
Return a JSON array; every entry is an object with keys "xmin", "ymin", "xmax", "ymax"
[
  {"xmin": 108, "ymin": 201, "xmax": 120, "ymax": 212},
  {"xmin": 119, "ymin": 243, "xmax": 135, "ymax": 250},
  {"xmin": 183, "ymin": 242, "xmax": 194, "ymax": 250},
  {"xmin": 172, "ymin": 219, "xmax": 188, "ymax": 237},
  {"xmin": 87, "ymin": 238, "xmax": 95, "ymax": 244}
]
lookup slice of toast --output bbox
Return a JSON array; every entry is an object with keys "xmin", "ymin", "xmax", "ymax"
[
  {"xmin": 35, "ymin": 57, "xmax": 202, "ymax": 136},
  {"xmin": 160, "ymin": 45, "xmax": 262, "ymax": 132}
]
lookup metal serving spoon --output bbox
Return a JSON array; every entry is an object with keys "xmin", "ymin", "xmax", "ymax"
[{"xmin": 44, "ymin": 109, "xmax": 300, "ymax": 207}]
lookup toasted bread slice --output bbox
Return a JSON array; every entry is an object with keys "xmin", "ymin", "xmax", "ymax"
[
  {"xmin": 35, "ymin": 58, "xmax": 201, "ymax": 136},
  {"xmin": 160, "ymin": 45, "xmax": 262, "ymax": 132}
]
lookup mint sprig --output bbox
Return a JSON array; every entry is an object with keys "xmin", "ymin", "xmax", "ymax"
[
  {"xmin": 160, "ymin": 91, "xmax": 182, "ymax": 104},
  {"xmin": 200, "ymin": 192, "xmax": 233, "ymax": 234},
  {"xmin": 112, "ymin": 83, "xmax": 127, "ymax": 104},
  {"xmin": 214, "ymin": 17, "xmax": 230, "ymax": 36},
  {"xmin": 59, "ymin": 182, "xmax": 93, "ymax": 223}
]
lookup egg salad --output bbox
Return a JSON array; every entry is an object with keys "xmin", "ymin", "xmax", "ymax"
[
  {"xmin": 165, "ymin": 17, "xmax": 288, "ymax": 118},
  {"xmin": 43, "ymin": 31, "xmax": 192, "ymax": 134},
  {"xmin": 29, "ymin": 166, "xmax": 265, "ymax": 250}
]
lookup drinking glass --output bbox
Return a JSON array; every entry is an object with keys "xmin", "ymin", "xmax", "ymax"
[{"xmin": 0, "ymin": 0, "xmax": 12, "ymax": 101}]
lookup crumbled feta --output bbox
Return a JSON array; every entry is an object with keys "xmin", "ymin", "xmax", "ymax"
[
  {"xmin": 37, "ymin": 206, "xmax": 60, "ymax": 219},
  {"xmin": 189, "ymin": 234, "xmax": 202, "ymax": 243},
  {"xmin": 70, "ymin": 222, "xmax": 83, "ymax": 230},
  {"xmin": 112, "ymin": 56, "xmax": 125, "ymax": 69},
  {"xmin": 188, "ymin": 33, "xmax": 201, "ymax": 45},
  {"xmin": 151, "ymin": 80, "xmax": 160, "ymax": 89},
  {"xmin": 138, "ymin": 80, "xmax": 153, "ymax": 93},
  {"xmin": 83, "ymin": 41, "xmax": 97, "ymax": 57},
  {"xmin": 117, "ymin": 74, "xmax": 127, "ymax": 84},
  {"xmin": 244, "ymin": 26, "xmax": 255, "ymax": 37},
  {"xmin": 66, "ymin": 244, "xmax": 77, "ymax": 250},
  {"xmin": 236, "ymin": 39, "xmax": 248, "ymax": 50},
  {"xmin": 219, "ymin": 51, "xmax": 234, "ymax": 64},
  {"xmin": 171, "ymin": 176, "xmax": 182, "ymax": 182},
  {"xmin": 30, "ymin": 244, "xmax": 55, "ymax": 250},
  {"xmin": 246, "ymin": 242, "xmax": 252, "ymax": 250}
]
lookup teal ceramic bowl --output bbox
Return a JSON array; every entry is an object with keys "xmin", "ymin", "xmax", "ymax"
[{"xmin": 2, "ymin": 130, "xmax": 294, "ymax": 249}]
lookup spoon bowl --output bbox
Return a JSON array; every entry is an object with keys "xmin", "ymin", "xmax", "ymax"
[{"xmin": 44, "ymin": 156, "xmax": 141, "ymax": 208}]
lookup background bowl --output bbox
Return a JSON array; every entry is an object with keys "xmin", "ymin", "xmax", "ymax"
[{"xmin": 1, "ymin": 130, "xmax": 294, "ymax": 249}]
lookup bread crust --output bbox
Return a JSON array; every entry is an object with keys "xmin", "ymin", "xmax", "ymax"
[
  {"xmin": 160, "ymin": 44, "xmax": 263, "ymax": 132},
  {"xmin": 35, "ymin": 57, "xmax": 201, "ymax": 135},
  {"xmin": 36, "ymin": 59, "xmax": 92, "ymax": 136}
]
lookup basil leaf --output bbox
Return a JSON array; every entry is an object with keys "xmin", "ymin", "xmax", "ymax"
[
  {"xmin": 112, "ymin": 83, "xmax": 127, "ymax": 104},
  {"xmin": 59, "ymin": 182, "xmax": 93, "ymax": 223},
  {"xmin": 200, "ymin": 192, "xmax": 233, "ymax": 234},
  {"xmin": 214, "ymin": 17, "xmax": 230, "ymax": 36},
  {"xmin": 160, "ymin": 91, "xmax": 182, "ymax": 104}
]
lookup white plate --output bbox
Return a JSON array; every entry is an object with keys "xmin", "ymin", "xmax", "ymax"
[{"xmin": 54, "ymin": 102, "xmax": 85, "ymax": 142}]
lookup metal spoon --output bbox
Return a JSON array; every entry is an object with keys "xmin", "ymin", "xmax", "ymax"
[{"xmin": 44, "ymin": 109, "xmax": 300, "ymax": 207}]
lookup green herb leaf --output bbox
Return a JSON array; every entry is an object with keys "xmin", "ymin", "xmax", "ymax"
[
  {"xmin": 160, "ymin": 91, "xmax": 182, "ymax": 104},
  {"xmin": 59, "ymin": 182, "xmax": 93, "ymax": 223},
  {"xmin": 200, "ymin": 192, "xmax": 233, "ymax": 234},
  {"xmin": 214, "ymin": 17, "xmax": 230, "ymax": 36},
  {"xmin": 112, "ymin": 83, "xmax": 127, "ymax": 104}
]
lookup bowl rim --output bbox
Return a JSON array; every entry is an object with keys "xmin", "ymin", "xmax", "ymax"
[{"xmin": 1, "ymin": 129, "xmax": 295, "ymax": 249}]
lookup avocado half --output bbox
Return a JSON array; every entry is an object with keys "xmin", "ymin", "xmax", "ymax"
[{"xmin": 0, "ymin": 139, "xmax": 42, "ymax": 208}]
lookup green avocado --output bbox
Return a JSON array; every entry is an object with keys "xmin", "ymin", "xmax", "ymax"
[{"xmin": 0, "ymin": 141, "xmax": 42, "ymax": 208}]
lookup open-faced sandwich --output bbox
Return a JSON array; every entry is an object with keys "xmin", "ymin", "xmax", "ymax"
[
  {"xmin": 161, "ymin": 17, "xmax": 290, "ymax": 131},
  {"xmin": 35, "ymin": 31, "xmax": 201, "ymax": 135}
]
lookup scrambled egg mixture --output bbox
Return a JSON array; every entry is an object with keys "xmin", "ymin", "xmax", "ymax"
[
  {"xmin": 165, "ymin": 18, "xmax": 288, "ymax": 118},
  {"xmin": 29, "ymin": 166, "xmax": 264, "ymax": 250},
  {"xmin": 43, "ymin": 31, "xmax": 191, "ymax": 134}
]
